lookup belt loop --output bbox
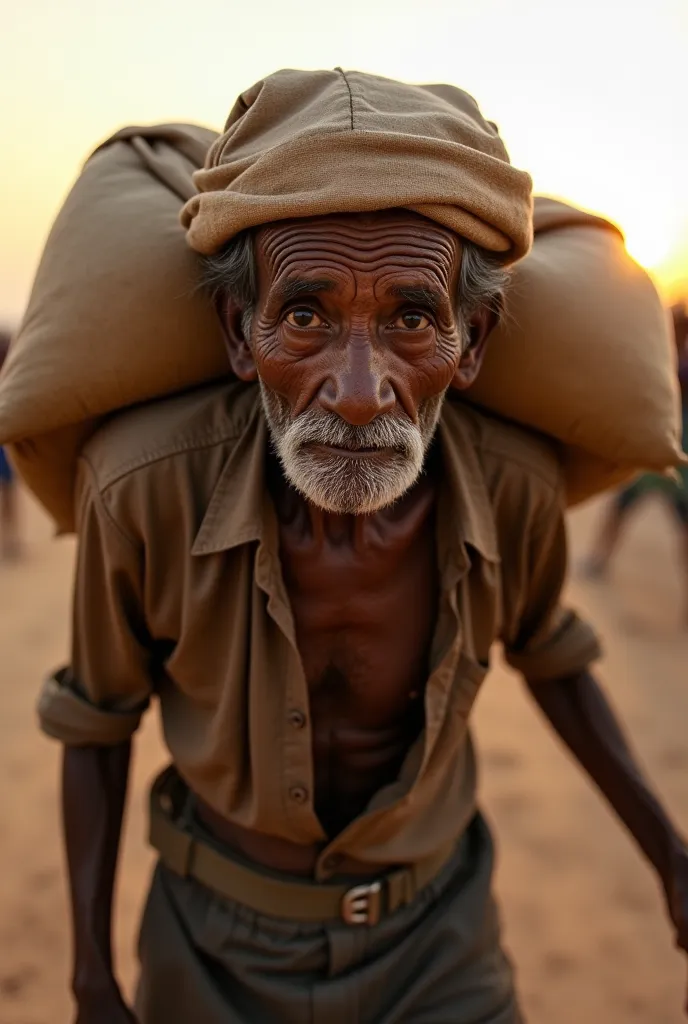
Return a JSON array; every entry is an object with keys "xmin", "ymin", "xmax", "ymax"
[
  {"xmin": 149, "ymin": 768, "xmax": 197, "ymax": 879},
  {"xmin": 178, "ymin": 788, "xmax": 196, "ymax": 832},
  {"xmin": 175, "ymin": 790, "xmax": 197, "ymax": 877},
  {"xmin": 386, "ymin": 867, "xmax": 415, "ymax": 915},
  {"xmin": 150, "ymin": 809, "xmax": 196, "ymax": 877},
  {"xmin": 401, "ymin": 867, "xmax": 415, "ymax": 907}
]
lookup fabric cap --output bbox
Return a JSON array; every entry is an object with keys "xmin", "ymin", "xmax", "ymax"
[{"xmin": 182, "ymin": 68, "xmax": 533, "ymax": 262}]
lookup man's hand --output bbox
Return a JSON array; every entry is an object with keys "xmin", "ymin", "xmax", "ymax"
[
  {"xmin": 74, "ymin": 980, "xmax": 138, "ymax": 1024},
  {"xmin": 664, "ymin": 843, "xmax": 688, "ymax": 1013},
  {"xmin": 62, "ymin": 743, "xmax": 133, "ymax": 1024},
  {"xmin": 76, "ymin": 999, "xmax": 137, "ymax": 1024}
]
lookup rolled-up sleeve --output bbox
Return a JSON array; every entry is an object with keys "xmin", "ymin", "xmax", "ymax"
[
  {"xmin": 503, "ymin": 483, "xmax": 601, "ymax": 683},
  {"xmin": 37, "ymin": 458, "xmax": 153, "ymax": 745}
]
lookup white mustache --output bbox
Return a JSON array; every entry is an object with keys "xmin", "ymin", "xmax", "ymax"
[{"xmin": 283, "ymin": 407, "xmax": 419, "ymax": 456}]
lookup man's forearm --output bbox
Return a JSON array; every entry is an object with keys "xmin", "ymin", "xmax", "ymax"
[
  {"xmin": 62, "ymin": 741, "xmax": 131, "ymax": 1002},
  {"xmin": 525, "ymin": 670, "xmax": 684, "ymax": 888}
]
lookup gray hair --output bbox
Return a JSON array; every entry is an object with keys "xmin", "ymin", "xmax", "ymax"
[
  {"xmin": 201, "ymin": 227, "xmax": 510, "ymax": 341},
  {"xmin": 456, "ymin": 241, "xmax": 509, "ymax": 324},
  {"xmin": 201, "ymin": 228, "xmax": 256, "ymax": 339}
]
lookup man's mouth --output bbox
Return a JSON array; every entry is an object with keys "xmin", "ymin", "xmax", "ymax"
[{"xmin": 308, "ymin": 443, "xmax": 396, "ymax": 459}]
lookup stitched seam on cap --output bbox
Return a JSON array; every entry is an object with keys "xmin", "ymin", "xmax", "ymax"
[{"xmin": 335, "ymin": 67, "xmax": 355, "ymax": 130}]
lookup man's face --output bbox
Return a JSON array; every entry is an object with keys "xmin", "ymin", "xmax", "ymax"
[{"xmin": 225, "ymin": 210, "xmax": 487, "ymax": 514}]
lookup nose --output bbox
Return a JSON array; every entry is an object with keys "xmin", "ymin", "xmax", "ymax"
[{"xmin": 318, "ymin": 340, "xmax": 396, "ymax": 426}]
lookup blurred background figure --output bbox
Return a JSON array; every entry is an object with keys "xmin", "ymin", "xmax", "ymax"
[
  {"xmin": 585, "ymin": 303, "xmax": 688, "ymax": 614},
  {"xmin": 0, "ymin": 329, "xmax": 21, "ymax": 560}
]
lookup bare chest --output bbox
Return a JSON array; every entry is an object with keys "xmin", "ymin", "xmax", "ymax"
[
  {"xmin": 276, "ymin": 487, "xmax": 439, "ymax": 833},
  {"xmin": 277, "ymin": 488, "xmax": 438, "ymax": 715}
]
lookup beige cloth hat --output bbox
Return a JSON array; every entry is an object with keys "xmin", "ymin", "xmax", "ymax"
[{"xmin": 182, "ymin": 68, "xmax": 533, "ymax": 262}]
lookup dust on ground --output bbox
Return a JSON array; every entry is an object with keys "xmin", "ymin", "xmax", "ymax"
[{"xmin": 1, "ymin": 490, "xmax": 686, "ymax": 1023}]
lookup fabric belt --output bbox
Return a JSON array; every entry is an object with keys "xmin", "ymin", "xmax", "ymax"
[{"xmin": 149, "ymin": 766, "xmax": 456, "ymax": 926}]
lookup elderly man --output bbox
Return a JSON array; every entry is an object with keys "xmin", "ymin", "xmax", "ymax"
[{"xmin": 38, "ymin": 70, "xmax": 688, "ymax": 1023}]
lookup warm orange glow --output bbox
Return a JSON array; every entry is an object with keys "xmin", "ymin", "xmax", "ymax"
[{"xmin": 1, "ymin": 0, "xmax": 686, "ymax": 326}]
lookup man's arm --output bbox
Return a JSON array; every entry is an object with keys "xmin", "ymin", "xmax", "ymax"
[
  {"xmin": 499, "ymin": 465, "xmax": 688, "ymax": 1011},
  {"xmin": 525, "ymin": 669, "xmax": 688, "ymax": 973},
  {"xmin": 37, "ymin": 457, "xmax": 153, "ymax": 1023},
  {"xmin": 63, "ymin": 743, "xmax": 136, "ymax": 1023}
]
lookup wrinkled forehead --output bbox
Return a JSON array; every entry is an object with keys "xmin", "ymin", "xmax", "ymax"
[{"xmin": 254, "ymin": 210, "xmax": 462, "ymax": 297}]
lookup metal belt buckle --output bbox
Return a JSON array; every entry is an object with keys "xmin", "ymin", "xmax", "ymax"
[{"xmin": 341, "ymin": 880, "xmax": 382, "ymax": 926}]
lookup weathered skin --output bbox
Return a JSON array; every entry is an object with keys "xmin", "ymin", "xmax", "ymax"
[
  {"xmin": 214, "ymin": 212, "xmax": 480, "ymax": 855},
  {"xmin": 63, "ymin": 211, "xmax": 688, "ymax": 1022}
]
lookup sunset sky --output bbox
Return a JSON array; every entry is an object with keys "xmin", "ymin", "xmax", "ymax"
[{"xmin": 1, "ymin": 0, "xmax": 686, "ymax": 327}]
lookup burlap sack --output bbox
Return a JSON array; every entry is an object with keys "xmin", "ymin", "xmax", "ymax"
[
  {"xmin": 0, "ymin": 124, "xmax": 682, "ymax": 532},
  {"xmin": 0, "ymin": 124, "xmax": 227, "ymax": 530},
  {"xmin": 467, "ymin": 197, "xmax": 682, "ymax": 477}
]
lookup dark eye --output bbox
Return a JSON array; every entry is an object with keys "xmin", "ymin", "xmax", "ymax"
[
  {"xmin": 285, "ymin": 308, "xmax": 325, "ymax": 328},
  {"xmin": 393, "ymin": 311, "xmax": 432, "ymax": 331}
]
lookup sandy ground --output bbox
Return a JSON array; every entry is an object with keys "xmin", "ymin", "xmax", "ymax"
[{"xmin": 1, "ymin": 488, "xmax": 687, "ymax": 1024}]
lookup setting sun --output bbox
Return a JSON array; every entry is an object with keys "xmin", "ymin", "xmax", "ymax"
[{"xmin": 624, "ymin": 224, "xmax": 674, "ymax": 274}]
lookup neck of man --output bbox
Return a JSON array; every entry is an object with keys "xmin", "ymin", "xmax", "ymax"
[{"xmin": 266, "ymin": 446, "xmax": 439, "ymax": 549}]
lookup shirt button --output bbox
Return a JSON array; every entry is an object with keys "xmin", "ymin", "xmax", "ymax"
[
  {"xmin": 289, "ymin": 784, "xmax": 308, "ymax": 804},
  {"xmin": 287, "ymin": 709, "xmax": 306, "ymax": 729}
]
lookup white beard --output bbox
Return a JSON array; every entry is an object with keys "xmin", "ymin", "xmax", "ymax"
[{"xmin": 259, "ymin": 383, "xmax": 445, "ymax": 515}]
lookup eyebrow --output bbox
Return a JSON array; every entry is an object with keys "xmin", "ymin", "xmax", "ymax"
[
  {"xmin": 390, "ymin": 285, "xmax": 442, "ymax": 311},
  {"xmin": 278, "ymin": 278, "xmax": 336, "ymax": 303}
]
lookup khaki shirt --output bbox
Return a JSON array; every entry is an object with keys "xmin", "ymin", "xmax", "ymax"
[{"xmin": 38, "ymin": 381, "xmax": 600, "ymax": 877}]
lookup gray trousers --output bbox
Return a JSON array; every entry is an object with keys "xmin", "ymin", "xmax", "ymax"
[{"xmin": 135, "ymin": 814, "xmax": 522, "ymax": 1024}]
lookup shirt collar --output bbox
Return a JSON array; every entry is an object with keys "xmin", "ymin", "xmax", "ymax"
[
  {"xmin": 192, "ymin": 392, "xmax": 268, "ymax": 556},
  {"xmin": 192, "ymin": 389, "xmax": 499, "ymax": 565},
  {"xmin": 436, "ymin": 397, "xmax": 500, "ymax": 567}
]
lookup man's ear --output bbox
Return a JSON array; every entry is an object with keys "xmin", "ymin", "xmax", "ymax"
[
  {"xmin": 450, "ymin": 304, "xmax": 499, "ymax": 392},
  {"xmin": 221, "ymin": 298, "xmax": 258, "ymax": 382}
]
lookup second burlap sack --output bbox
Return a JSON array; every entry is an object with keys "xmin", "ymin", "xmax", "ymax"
[{"xmin": 0, "ymin": 124, "xmax": 683, "ymax": 532}]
